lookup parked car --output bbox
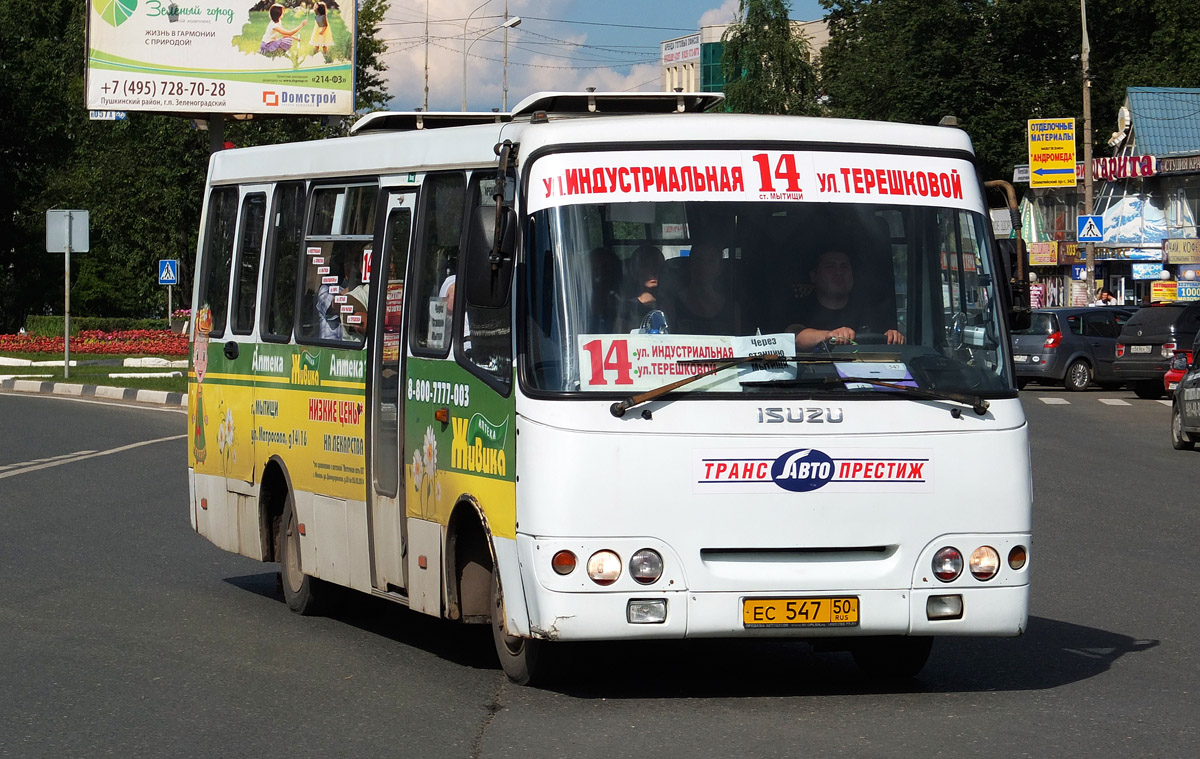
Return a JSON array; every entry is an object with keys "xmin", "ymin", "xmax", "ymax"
[
  {"xmin": 1170, "ymin": 349, "xmax": 1200, "ymax": 449},
  {"xmin": 1115, "ymin": 302, "xmax": 1200, "ymax": 399},
  {"xmin": 1011, "ymin": 307, "xmax": 1134, "ymax": 391},
  {"xmin": 1165, "ymin": 349, "xmax": 1193, "ymax": 397}
]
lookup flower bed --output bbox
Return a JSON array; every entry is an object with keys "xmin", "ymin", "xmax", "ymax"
[{"xmin": 0, "ymin": 329, "xmax": 188, "ymax": 356}]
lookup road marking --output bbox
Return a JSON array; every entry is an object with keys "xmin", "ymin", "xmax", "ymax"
[
  {"xmin": 1158, "ymin": 400, "xmax": 1173, "ymax": 407},
  {"xmin": 0, "ymin": 450, "xmax": 98, "ymax": 472},
  {"xmin": 1099, "ymin": 399, "xmax": 1131, "ymax": 406},
  {"xmin": 1039, "ymin": 397, "xmax": 1071, "ymax": 405},
  {"xmin": 0, "ymin": 434, "xmax": 186, "ymax": 480}
]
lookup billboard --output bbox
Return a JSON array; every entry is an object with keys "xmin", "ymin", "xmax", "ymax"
[
  {"xmin": 1027, "ymin": 118, "xmax": 1077, "ymax": 188},
  {"xmin": 86, "ymin": 1, "xmax": 355, "ymax": 116},
  {"xmin": 661, "ymin": 33, "xmax": 701, "ymax": 66}
]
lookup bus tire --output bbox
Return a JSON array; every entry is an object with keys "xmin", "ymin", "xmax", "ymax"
[
  {"xmin": 492, "ymin": 565, "xmax": 549, "ymax": 685},
  {"xmin": 279, "ymin": 491, "xmax": 329, "ymax": 616},
  {"xmin": 851, "ymin": 636, "xmax": 933, "ymax": 679}
]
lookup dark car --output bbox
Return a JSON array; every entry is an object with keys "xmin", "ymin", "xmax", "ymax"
[
  {"xmin": 1011, "ymin": 307, "xmax": 1134, "ymax": 391},
  {"xmin": 1170, "ymin": 346, "xmax": 1200, "ymax": 449},
  {"xmin": 1115, "ymin": 302, "xmax": 1200, "ymax": 399}
]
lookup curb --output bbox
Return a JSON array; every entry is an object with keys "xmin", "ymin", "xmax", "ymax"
[{"xmin": 0, "ymin": 378, "xmax": 187, "ymax": 409}]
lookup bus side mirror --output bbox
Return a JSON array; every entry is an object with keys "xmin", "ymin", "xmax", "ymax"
[{"xmin": 465, "ymin": 205, "xmax": 516, "ymax": 308}]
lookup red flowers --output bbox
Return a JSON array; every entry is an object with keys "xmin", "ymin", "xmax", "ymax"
[{"xmin": 0, "ymin": 329, "xmax": 189, "ymax": 356}]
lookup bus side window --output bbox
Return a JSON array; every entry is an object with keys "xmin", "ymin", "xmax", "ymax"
[
  {"xmin": 197, "ymin": 187, "xmax": 239, "ymax": 338},
  {"xmin": 459, "ymin": 172, "xmax": 513, "ymax": 390},
  {"xmin": 297, "ymin": 183, "xmax": 376, "ymax": 346},
  {"xmin": 410, "ymin": 172, "xmax": 466, "ymax": 354},
  {"xmin": 262, "ymin": 182, "xmax": 306, "ymax": 342},
  {"xmin": 231, "ymin": 193, "xmax": 266, "ymax": 335}
]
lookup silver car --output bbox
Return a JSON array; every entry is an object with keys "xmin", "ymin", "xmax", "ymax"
[{"xmin": 1011, "ymin": 307, "xmax": 1135, "ymax": 391}]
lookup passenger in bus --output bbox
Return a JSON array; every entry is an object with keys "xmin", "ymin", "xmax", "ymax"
[
  {"xmin": 674, "ymin": 242, "xmax": 733, "ymax": 334},
  {"xmin": 617, "ymin": 244, "xmax": 669, "ymax": 332},
  {"xmin": 788, "ymin": 249, "xmax": 904, "ymax": 350},
  {"xmin": 316, "ymin": 256, "xmax": 359, "ymax": 340},
  {"xmin": 588, "ymin": 247, "xmax": 623, "ymax": 332}
]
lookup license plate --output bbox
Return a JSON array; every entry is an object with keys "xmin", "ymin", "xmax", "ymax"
[
  {"xmin": 1013, "ymin": 354, "xmax": 1028, "ymax": 363},
  {"xmin": 1131, "ymin": 345, "xmax": 1152, "ymax": 354},
  {"xmin": 1169, "ymin": 382, "xmax": 1179, "ymax": 390},
  {"xmin": 742, "ymin": 597, "xmax": 859, "ymax": 628}
]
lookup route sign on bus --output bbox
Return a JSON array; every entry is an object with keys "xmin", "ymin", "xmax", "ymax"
[{"xmin": 1028, "ymin": 118, "xmax": 1077, "ymax": 188}]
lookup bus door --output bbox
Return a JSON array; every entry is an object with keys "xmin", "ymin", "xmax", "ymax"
[
  {"xmin": 368, "ymin": 189, "xmax": 416, "ymax": 592},
  {"xmin": 223, "ymin": 184, "xmax": 270, "ymax": 494}
]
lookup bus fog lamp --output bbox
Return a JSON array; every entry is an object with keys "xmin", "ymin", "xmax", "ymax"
[
  {"xmin": 969, "ymin": 546, "xmax": 1000, "ymax": 580},
  {"xmin": 627, "ymin": 599, "xmax": 667, "ymax": 624},
  {"xmin": 551, "ymin": 550, "xmax": 577, "ymax": 576},
  {"xmin": 926, "ymin": 594, "xmax": 963, "ymax": 620},
  {"xmin": 1008, "ymin": 545, "xmax": 1028, "ymax": 570},
  {"xmin": 932, "ymin": 547, "xmax": 963, "ymax": 582},
  {"xmin": 587, "ymin": 550, "xmax": 622, "ymax": 585},
  {"xmin": 629, "ymin": 549, "xmax": 663, "ymax": 584}
]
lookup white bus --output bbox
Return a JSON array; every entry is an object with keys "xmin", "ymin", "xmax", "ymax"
[{"xmin": 188, "ymin": 92, "xmax": 1031, "ymax": 685}]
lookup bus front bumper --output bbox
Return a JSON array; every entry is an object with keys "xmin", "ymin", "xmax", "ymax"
[{"xmin": 521, "ymin": 584, "xmax": 1030, "ymax": 641}]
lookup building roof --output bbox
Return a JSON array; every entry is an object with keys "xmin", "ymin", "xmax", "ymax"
[{"xmin": 1128, "ymin": 87, "xmax": 1200, "ymax": 157}]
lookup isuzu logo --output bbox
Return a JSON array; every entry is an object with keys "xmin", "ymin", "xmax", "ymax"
[{"xmin": 757, "ymin": 407, "xmax": 844, "ymax": 423}]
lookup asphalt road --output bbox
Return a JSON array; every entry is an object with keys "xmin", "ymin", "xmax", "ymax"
[{"xmin": 1, "ymin": 387, "xmax": 1197, "ymax": 758}]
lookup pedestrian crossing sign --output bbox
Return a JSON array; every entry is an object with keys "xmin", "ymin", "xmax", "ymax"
[
  {"xmin": 1077, "ymin": 215, "xmax": 1104, "ymax": 243},
  {"xmin": 158, "ymin": 259, "xmax": 179, "ymax": 285}
]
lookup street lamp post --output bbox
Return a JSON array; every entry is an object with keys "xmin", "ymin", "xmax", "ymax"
[{"xmin": 462, "ymin": 14, "xmax": 521, "ymax": 111}]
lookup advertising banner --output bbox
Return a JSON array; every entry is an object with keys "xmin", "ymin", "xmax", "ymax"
[
  {"xmin": 86, "ymin": 0, "xmax": 355, "ymax": 116},
  {"xmin": 1027, "ymin": 118, "xmax": 1077, "ymax": 188},
  {"xmin": 1164, "ymin": 238, "xmax": 1200, "ymax": 265}
]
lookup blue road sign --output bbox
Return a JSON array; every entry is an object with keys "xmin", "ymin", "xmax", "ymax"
[
  {"xmin": 158, "ymin": 259, "xmax": 179, "ymax": 286},
  {"xmin": 1077, "ymin": 215, "xmax": 1105, "ymax": 243}
]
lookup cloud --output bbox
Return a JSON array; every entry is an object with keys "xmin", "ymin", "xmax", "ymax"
[
  {"xmin": 374, "ymin": 0, "xmax": 665, "ymax": 112},
  {"xmin": 699, "ymin": 0, "xmax": 740, "ymax": 27}
]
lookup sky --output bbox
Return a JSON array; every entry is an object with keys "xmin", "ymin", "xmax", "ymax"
[{"xmin": 377, "ymin": 0, "xmax": 828, "ymax": 112}]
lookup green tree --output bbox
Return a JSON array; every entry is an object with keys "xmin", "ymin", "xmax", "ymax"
[
  {"xmin": 0, "ymin": 0, "xmax": 391, "ymax": 330},
  {"xmin": 817, "ymin": 0, "xmax": 1200, "ymax": 181},
  {"xmin": 355, "ymin": 0, "xmax": 391, "ymax": 114},
  {"xmin": 722, "ymin": 0, "xmax": 819, "ymax": 115}
]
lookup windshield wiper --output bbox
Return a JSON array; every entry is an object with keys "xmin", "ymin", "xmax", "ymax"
[
  {"xmin": 610, "ymin": 353, "xmax": 784, "ymax": 418},
  {"xmin": 740, "ymin": 375, "xmax": 990, "ymax": 416}
]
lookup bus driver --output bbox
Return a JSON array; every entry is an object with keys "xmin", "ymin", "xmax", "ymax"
[{"xmin": 787, "ymin": 248, "xmax": 905, "ymax": 350}]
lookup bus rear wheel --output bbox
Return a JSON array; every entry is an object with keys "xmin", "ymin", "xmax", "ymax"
[
  {"xmin": 492, "ymin": 566, "xmax": 550, "ymax": 685},
  {"xmin": 851, "ymin": 636, "xmax": 934, "ymax": 679},
  {"xmin": 279, "ymin": 491, "xmax": 330, "ymax": 616}
]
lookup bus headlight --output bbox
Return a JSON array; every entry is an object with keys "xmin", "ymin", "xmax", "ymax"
[
  {"xmin": 969, "ymin": 546, "xmax": 1000, "ymax": 580},
  {"xmin": 629, "ymin": 549, "xmax": 663, "ymax": 584},
  {"xmin": 587, "ymin": 550, "xmax": 622, "ymax": 585},
  {"xmin": 932, "ymin": 547, "xmax": 963, "ymax": 582}
]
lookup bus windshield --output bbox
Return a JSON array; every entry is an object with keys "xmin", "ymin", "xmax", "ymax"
[{"xmin": 523, "ymin": 199, "xmax": 1011, "ymax": 397}]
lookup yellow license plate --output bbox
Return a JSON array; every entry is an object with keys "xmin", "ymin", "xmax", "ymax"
[{"xmin": 742, "ymin": 597, "xmax": 859, "ymax": 628}]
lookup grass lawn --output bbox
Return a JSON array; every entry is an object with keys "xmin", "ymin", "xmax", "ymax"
[{"xmin": 1, "ymin": 353, "xmax": 188, "ymax": 394}]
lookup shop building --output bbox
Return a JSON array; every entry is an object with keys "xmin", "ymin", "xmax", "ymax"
[
  {"xmin": 661, "ymin": 20, "xmax": 827, "ymax": 94},
  {"xmin": 1020, "ymin": 87, "xmax": 1200, "ymax": 306}
]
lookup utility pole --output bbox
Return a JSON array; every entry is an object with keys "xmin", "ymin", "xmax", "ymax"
[
  {"xmin": 502, "ymin": 0, "xmax": 510, "ymax": 111},
  {"xmin": 423, "ymin": 0, "xmax": 429, "ymax": 110},
  {"xmin": 1082, "ymin": 0, "xmax": 1095, "ymax": 301}
]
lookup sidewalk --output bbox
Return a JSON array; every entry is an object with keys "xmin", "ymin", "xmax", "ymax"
[{"xmin": 0, "ymin": 377, "xmax": 187, "ymax": 408}]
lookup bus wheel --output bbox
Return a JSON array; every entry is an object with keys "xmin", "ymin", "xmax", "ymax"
[
  {"xmin": 279, "ymin": 491, "xmax": 329, "ymax": 616},
  {"xmin": 851, "ymin": 636, "xmax": 933, "ymax": 679},
  {"xmin": 491, "ymin": 566, "xmax": 548, "ymax": 685}
]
